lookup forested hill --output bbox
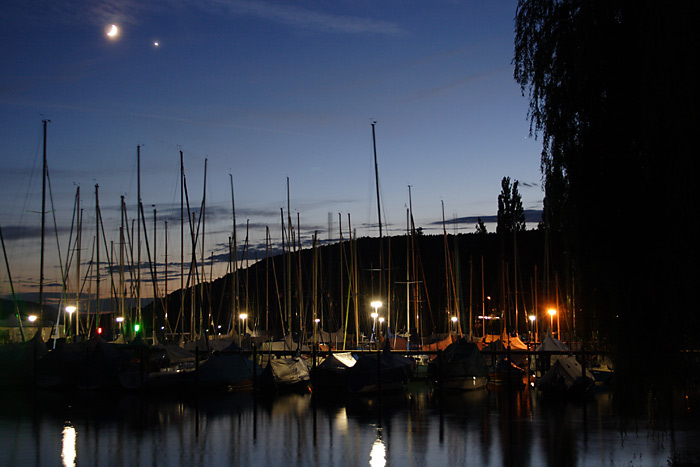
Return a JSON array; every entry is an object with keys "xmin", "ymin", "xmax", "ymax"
[{"xmin": 152, "ymin": 229, "xmax": 552, "ymax": 339}]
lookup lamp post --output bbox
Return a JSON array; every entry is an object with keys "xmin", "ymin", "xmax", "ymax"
[
  {"xmin": 548, "ymin": 308, "xmax": 557, "ymax": 339},
  {"xmin": 65, "ymin": 306, "xmax": 76, "ymax": 338},
  {"xmin": 528, "ymin": 314, "xmax": 536, "ymax": 342},
  {"xmin": 451, "ymin": 316, "xmax": 458, "ymax": 336},
  {"xmin": 116, "ymin": 316, "xmax": 124, "ymax": 339},
  {"xmin": 378, "ymin": 317, "xmax": 385, "ymax": 339},
  {"xmin": 239, "ymin": 313, "xmax": 248, "ymax": 348},
  {"xmin": 370, "ymin": 301, "xmax": 382, "ymax": 345},
  {"xmin": 370, "ymin": 312, "xmax": 378, "ymax": 343}
]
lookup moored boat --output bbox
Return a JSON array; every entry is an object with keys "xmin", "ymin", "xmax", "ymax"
[
  {"xmin": 428, "ymin": 337, "xmax": 488, "ymax": 391},
  {"xmin": 536, "ymin": 354, "xmax": 595, "ymax": 398},
  {"xmin": 345, "ymin": 344, "xmax": 415, "ymax": 394},
  {"xmin": 260, "ymin": 355, "xmax": 312, "ymax": 394},
  {"xmin": 310, "ymin": 352, "xmax": 356, "ymax": 394}
]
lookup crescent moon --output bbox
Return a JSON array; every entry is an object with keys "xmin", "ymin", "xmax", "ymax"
[{"xmin": 106, "ymin": 24, "xmax": 118, "ymax": 37}]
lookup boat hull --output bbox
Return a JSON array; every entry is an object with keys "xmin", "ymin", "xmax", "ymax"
[{"xmin": 439, "ymin": 375, "xmax": 489, "ymax": 391}]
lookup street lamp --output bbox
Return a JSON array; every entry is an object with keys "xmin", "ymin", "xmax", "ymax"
[
  {"xmin": 370, "ymin": 301, "xmax": 382, "ymax": 344},
  {"xmin": 451, "ymin": 316, "xmax": 458, "ymax": 336},
  {"xmin": 28, "ymin": 315, "xmax": 37, "ymax": 323},
  {"xmin": 378, "ymin": 317, "xmax": 385, "ymax": 338},
  {"xmin": 370, "ymin": 312, "xmax": 379, "ymax": 343},
  {"xmin": 238, "ymin": 313, "xmax": 248, "ymax": 348},
  {"xmin": 528, "ymin": 314, "xmax": 536, "ymax": 342},
  {"xmin": 116, "ymin": 316, "xmax": 124, "ymax": 338},
  {"xmin": 65, "ymin": 306, "xmax": 76, "ymax": 338},
  {"xmin": 548, "ymin": 309, "xmax": 556, "ymax": 338},
  {"xmin": 314, "ymin": 318, "xmax": 320, "ymax": 343}
]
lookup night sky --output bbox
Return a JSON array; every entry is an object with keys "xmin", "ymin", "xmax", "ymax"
[{"xmin": 1, "ymin": 0, "xmax": 542, "ymax": 303}]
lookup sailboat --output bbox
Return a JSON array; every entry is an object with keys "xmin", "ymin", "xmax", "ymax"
[
  {"xmin": 427, "ymin": 337, "xmax": 488, "ymax": 391},
  {"xmin": 0, "ymin": 121, "xmax": 53, "ymax": 388}
]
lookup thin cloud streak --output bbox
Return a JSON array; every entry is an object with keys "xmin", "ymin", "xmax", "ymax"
[
  {"xmin": 8, "ymin": 0, "xmax": 404, "ymax": 36},
  {"xmin": 212, "ymin": 0, "xmax": 405, "ymax": 35}
]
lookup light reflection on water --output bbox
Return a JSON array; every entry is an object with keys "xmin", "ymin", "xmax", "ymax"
[
  {"xmin": 0, "ymin": 383, "xmax": 697, "ymax": 467},
  {"xmin": 61, "ymin": 424, "xmax": 76, "ymax": 467}
]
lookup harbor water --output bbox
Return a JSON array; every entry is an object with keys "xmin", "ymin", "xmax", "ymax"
[{"xmin": 1, "ymin": 383, "xmax": 698, "ymax": 467}]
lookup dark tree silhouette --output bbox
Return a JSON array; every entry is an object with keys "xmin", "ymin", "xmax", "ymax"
[
  {"xmin": 496, "ymin": 177, "xmax": 526, "ymax": 235},
  {"xmin": 514, "ymin": 0, "xmax": 698, "ymax": 403},
  {"xmin": 475, "ymin": 218, "xmax": 487, "ymax": 235}
]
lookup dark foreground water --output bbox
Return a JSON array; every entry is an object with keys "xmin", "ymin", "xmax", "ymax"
[{"xmin": 1, "ymin": 383, "xmax": 698, "ymax": 467}]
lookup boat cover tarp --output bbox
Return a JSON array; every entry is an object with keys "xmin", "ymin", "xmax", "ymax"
[
  {"xmin": 505, "ymin": 334, "xmax": 528, "ymax": 350},
  {"xmin": 536, "ymin": 335, "xmax": 569, "ymax": 352},
  {"xmin": 479, "ymin": 335, "xmax": 529, "ymax": 367},
  {"xmin": 261, "ymin": 334, "xmax": 310, "ymax": 352},
  {"xmin": 198, "ymin": 352, "xmax": 257, "ymax": 388},
  {"xmin": 316, "ymin": 352, "xmax": 356, "ymax": 370},
  {"xmin": 154, "ymin": 344, "xmax": 195, "ymax": 365},
  {"xmin": 268, "ymin": 357, "xmax": 310, "ymax": 385},
  {"xmin": 537, "ymin": 355, "xmax": 594, "ymax": 391},
  {"xmin": 388, "ymin": 336, "xmax": 408, "ymax": 351},
  {"xmin": 479, "ymin": 333, "xmax": 528, "ymax": 350},
  {"xmin": 311, "ymin": 352, "xmax": 356, "ymax": 393},
  {"xmin": 346, "ymin": 346, "xmax": 415, "ymax": 393},
  {"xmin": 428, "ymin": 338, "xmax": 488, "ymax": 379},
  {"xmin": 422, "ymin": 335, "xmax": 454, "ymax": 359}
]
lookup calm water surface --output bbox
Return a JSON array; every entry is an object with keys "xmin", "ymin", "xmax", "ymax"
[{"xmin": 1, "ymin": 383, "xmax": 697, "ymax": 467}]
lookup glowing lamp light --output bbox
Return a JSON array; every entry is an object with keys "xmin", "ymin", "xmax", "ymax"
[
  {"xmin": 239, "ymin": 313, "xmax": 248, "ymax": 320},
  {"xmin": 28, "ymin": 315, "xmax": 37, "ymax": 323},
  {"xmin": 134, "ymin": 324, "xmax": 140, "ymax": 333},
  {"xmin": 547, "ymin": 308, "xmax": 557, "ymax": 338},
  {"xmin": 528, "ymin": 315, "xmax": 536, "ymax": 323},
  {"xmin": 65, "ymin": 306, "xmax": 76, "ymax": 314},
  {"xmin": 97, "ymin": 327, "xmax": 103, "ymax": 335},
  {"xmin": 116, "ymin": 317, "xmax": 124, "ymax": 323}
]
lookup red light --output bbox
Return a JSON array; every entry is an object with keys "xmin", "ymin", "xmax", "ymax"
[{"xmin": 97, "ymin": 327, "xmax": 103, "ymax": 334}]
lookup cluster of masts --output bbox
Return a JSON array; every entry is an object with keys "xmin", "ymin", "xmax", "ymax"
[{"xmin": 4, "ymin": 121, "xmax": 568, "ymax": 349}]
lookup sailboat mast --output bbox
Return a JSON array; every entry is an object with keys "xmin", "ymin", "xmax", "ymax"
[
  {"xmin": 153, "ymin": 206, "xmax": 157, "ymax": 341},
  {"xmin": 406, "ymin": 208, "xmax": 410, "ymax": 349},
  {"xmin": 200, "ymin": 159, "xmax": 207, "ymax": 335},
  {"xmin": 164, "ymin": 220, "xmax": 168, "ymax": 331},
  {"xmin": 286, "ymin": 178, "xmax": 292, "ymax": 336},
  {"xmin": 230, "ymin": 174, "xmax": 238, "ymax": 334},
  {"xmin": 0, "ymin": 225, "xmax": 25, "ymax": 341},
  {"xmin": 137, "ymin": 145, "xmax": 142, "ymax": 330},
  {"xmin": 180, "ymin": 151, "xmax": 184, "ymax": 339},
  {"xmin": 371, "ymin": 121, "xmax": 384, "ymax": 332},
  {"xmin": 76, "ymin": 191, "xmax": 82, "ymax": 337},
  {"xmin": 372, "ymin": 121, "xmax": 382, "ymax": 239},
  {"xmin": 39, "ymin": 119, "xmax": 48, "ymax": 329},
  {"xmin": 120, "ymin": 195, "xmax": 125, "ymax": 328},
  {"xmin": 95, "ymin": 184, "xmax": 101, "ymax": 332},
  {"xmin": 349, "ymin": 214, "xmax": 359, "ymax": 346}
]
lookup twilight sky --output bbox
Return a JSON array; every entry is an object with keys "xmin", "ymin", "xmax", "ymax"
[{"xmin": 1, "ymin": 0, "xmax": 543, "ymax": 304}]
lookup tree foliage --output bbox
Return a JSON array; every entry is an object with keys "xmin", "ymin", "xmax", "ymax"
[
  {"xmin": 514, "ymin": 0, "xmax": 698, "ymax": 400},
  {"xmin": 496, "ymin": 176, "xmax": 526, "ymax": 235},
  {"xmin": 475, "ymin": 217, "xmax": 487, "ymax": 235}
]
